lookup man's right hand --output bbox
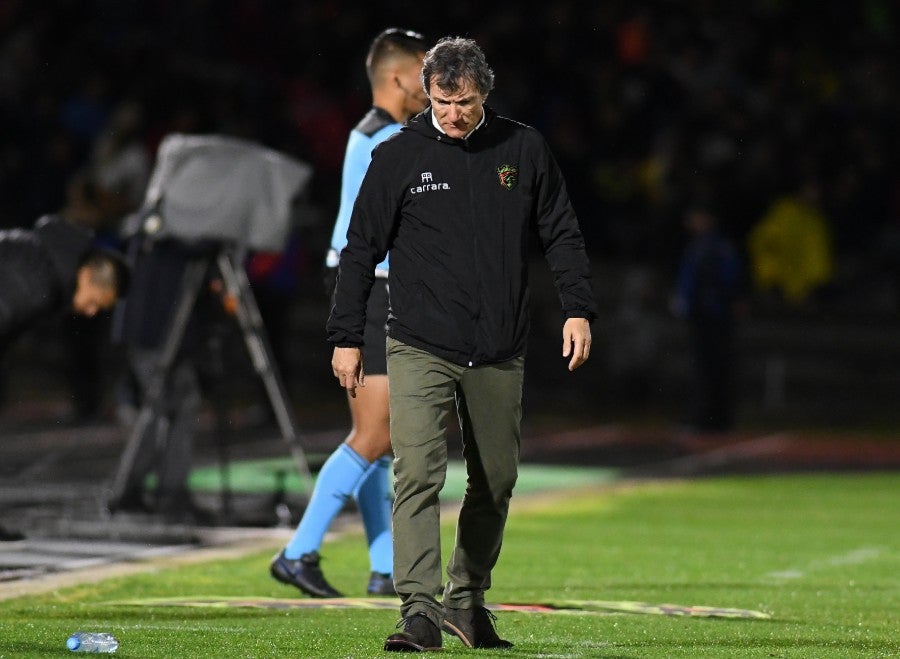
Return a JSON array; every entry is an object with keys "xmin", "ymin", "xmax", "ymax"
[{"xmin": 332, "ymin": 346, "xmax": 364, "ymax": 397}]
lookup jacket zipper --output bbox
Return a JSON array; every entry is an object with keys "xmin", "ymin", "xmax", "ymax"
[{"xmin": 464, "ymin": 137, "xmax": 478, "ymax": 367}]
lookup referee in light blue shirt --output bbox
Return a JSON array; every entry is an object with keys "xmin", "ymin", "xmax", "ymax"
[{"xmin": 270, "ymin": 27, "xmax": 429, "ymax": 599}]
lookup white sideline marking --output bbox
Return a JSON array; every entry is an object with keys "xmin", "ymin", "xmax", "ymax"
[{"xmin": 765, "ymin": 546, "xmax": 884, "ymax": 580}]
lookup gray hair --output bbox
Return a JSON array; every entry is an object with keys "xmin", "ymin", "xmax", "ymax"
[{"xmin": 421, "ymin": 37, "xmax": 495, "ymax": 97}]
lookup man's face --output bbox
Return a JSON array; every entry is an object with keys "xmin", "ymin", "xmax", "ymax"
[
  {"xmin": 428, "ymin": 76, "xmax": 485, "ymax": 139},
  {"xmin": 72, "ymin": 267, "xmax": 116, "ymax": 317},
  {"xmin": 398, "ymin": 53, "xmax": 429, "ymax": 118}
]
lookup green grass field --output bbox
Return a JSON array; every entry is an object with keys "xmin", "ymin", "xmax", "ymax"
[{"xmin": 0, "ymin": 472, "xmax": 897, "ymax": 657}]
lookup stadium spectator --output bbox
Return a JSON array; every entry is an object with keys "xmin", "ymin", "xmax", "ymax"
[
  {"xmin": 269, "ymin": 27, "xmax": 429, "ymax": 599},
  {"xmin": 747, "ymin": 180, "xmax": 834, "ymax": 307},
  {"xmin": 328, "ymin": 37, "xmax": 597, "ymax": 651},
  {"xmin": 89, "ymin": 99, "xmax": 151, "ymax": 232},
  {"xmin": 673, "ymin": 207, "xmax": 746, "ymax": 431}
]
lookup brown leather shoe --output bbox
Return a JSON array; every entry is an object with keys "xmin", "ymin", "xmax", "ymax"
[
  {"xmin": 384, "ymin": 613, "xmax": 442, "ymax": 652},
  {"xmin": 442, "ymin": 606, "xmax": 513, "ymax": 649}
]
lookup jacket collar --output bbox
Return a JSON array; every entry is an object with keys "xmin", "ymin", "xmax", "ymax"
[
  {"xmin": 430, "ymin": 105, "xmax": 487, "ymax": 139},
  {"xmin": 409, "ymin": 105, "xmax": 496, "ymax": 144}
]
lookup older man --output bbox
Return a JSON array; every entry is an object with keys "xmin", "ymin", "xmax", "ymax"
[{"xmin": 328, "ymin": 36, "xmax": 597, "ymax": 652}]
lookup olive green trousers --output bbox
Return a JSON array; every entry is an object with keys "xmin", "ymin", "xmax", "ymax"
[{"xmin": 386, "ymin": 337, "xmax": 524, "ymax": 627}]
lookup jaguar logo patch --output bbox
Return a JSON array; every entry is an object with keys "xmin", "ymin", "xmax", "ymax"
[{"xmin": 497, "ymin": 164, "xmax": 518, "ymax": 190}]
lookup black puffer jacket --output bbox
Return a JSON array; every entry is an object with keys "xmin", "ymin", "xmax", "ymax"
[
  {"xmin": 0, "ymin": 215, "xmax": 93, "ymax": 341},
  {"xmin": 328, "ymin": 105, "xmax": 597, "ymax": 366}
]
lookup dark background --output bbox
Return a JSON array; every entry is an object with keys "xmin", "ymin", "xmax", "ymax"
[{"xmin": 1, "ymin": 0, "xmax": 898, "ymax": 435}]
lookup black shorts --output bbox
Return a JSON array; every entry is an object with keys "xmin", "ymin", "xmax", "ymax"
[{"xmin": 361, "ymin": 279, "xmax": 389, "ymax": 375}]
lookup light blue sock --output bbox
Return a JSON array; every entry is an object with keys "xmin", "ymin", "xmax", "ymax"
[
  {"xmin": 284, "ymin": 444, "xmax": 369, "ymax": 559},
  {"xmin": 354, "ymin": 456, "xmax": 393, "ymax": 575}
]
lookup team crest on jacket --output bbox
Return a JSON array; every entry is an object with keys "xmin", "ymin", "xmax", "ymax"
[{"xmin": 497, "ymin": 164, "xmax": 518, "ymax": 190}]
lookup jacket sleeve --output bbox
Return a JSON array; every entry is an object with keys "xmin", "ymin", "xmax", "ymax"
[
  {"xmin": 531, "ymin": 135, "xmax": 599, "ymax": 322},
  {"xmin": 326, "ymin": 143, "xmax": 400, "ymax": 346}
]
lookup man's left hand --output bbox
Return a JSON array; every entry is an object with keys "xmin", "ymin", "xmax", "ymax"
[{"xmin": 562, "ymin": 317, "xmax": 592, "ymax": 371}]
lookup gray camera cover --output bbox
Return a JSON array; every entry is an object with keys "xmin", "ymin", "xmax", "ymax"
[{"xmin": 130, "ymin": 133, "xmax": 313, "ymax": 251}]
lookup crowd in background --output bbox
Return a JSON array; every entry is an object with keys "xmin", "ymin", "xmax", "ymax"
[
  {"xmin": 1, "ymin": 2, "xmax": 897, "ymax": 310},
  {"xmin": 0, "ymin": 1, "xmax": 898, "ymax": 427}
]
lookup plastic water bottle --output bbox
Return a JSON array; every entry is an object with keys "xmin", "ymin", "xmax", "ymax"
[{"xmin": 66, "ymin": 632, "xmax": 119, "ymax": 653}]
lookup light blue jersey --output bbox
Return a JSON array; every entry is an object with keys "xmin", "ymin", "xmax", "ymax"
[{"xmin": 326, "ymin": 107, "xmax": 401, "ymax": 276}]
